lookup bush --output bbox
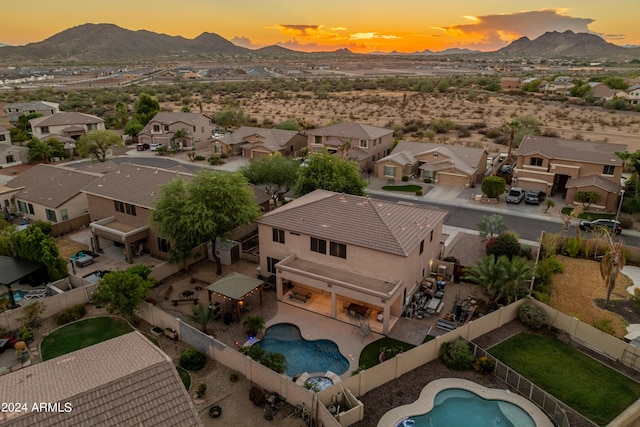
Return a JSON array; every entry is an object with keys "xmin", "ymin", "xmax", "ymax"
[
  {"xmin": 473, "ymin": 356, "xmax": 495, "ymax": 374},
  {"xmin": 563, "ymin": 238, "xmax": 583, "ymax": 258},
  {"xmin": 486, "ymin": 233, "xmax": 521, "ymax": 259},
  {"xmin": 195, "ymin": 383, "xmax": 207, "ymax": 398},
  {"xmin": 416, "ymin": 190, "xmax": 423, "ymax": 196},
  {"xmin": 401, "ymin": 175, "xmax": 409, "ymax": 182},
  {"xmin": 440, "ymin": 339, "xmax": 475, "ymax": 370},
  {"xmin": 518, "ymin": 302, "xmax": 546, "ymax": 329},
  {"xmin": 56, "ymin": 304, "xmax": 87, "ymax": 325},
  {"xmin": 179, "ymin": 347, "xmax": 207, "ymax": 371},
  {"xmin": 208, "ymin": 156, "xmax": 224, "ymax": 165},
  {"xmin": 593, "ymin": 318, "xmax": 617, "ymax": 335},
  {"xmin": 194, "ymin": 155, "xmax": 206, "ymax": 161},
  {"xmin": 424, "ymin": 178, "xmax": 432, "ymax": 183},
  {"xmin": 249, "ymin": 385, "xmax": 266, "ymax": 407}
]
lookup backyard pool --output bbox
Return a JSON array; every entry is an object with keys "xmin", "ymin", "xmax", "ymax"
[
  {"xmin": 398, "ymin": 388, "xmax": 536, "ymax": 427},
  {"xmin": 255, "ymin": 323, "xmax": 349, "ymax": 377},
  {"xmin": 82, "ymin": 270, "xmax": 111, "ymax": 284},
  {"xmin": 1, "ymin": 290, "xmax": 26, "ymax": 302}
]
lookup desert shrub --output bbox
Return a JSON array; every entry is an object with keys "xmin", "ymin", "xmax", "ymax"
[
  {"xmin": 518, "ymin": 302, "xmax": 546, "ymax": 329},
  {"xmin": 473, "ymin": 356, "xmax": 495, "ymax": 374},
  {"xmin": 430, "ymin": 118, "xmax": 457, "ymax": 133},
  {"xmin": 194, "ymin": 155, "xmax": 206, "ymax": 161},
  {"xmin": 31, "ymin": 220, "xmax": 53, "ymax": 235},
  {"xmin": 416, "ymin": 190, "xmax": 423, "ymax": 196},
  {"xmin": 440, "ymin": 339, "xmax": 475, "ymax": 370},
  {"xmin": 195, "ymin": 383, "xmax": 207, "ymax": 398},
  {"xmin": 534, "ymin": 256, "xmax": 564, "ymax": 297},
  {"xmin": 179, "ymin": 347, "xmax": 207, "ymax": 371},
  {"xmin": 208, "ymin": 156, "xmax": 224, "ymax": 165},
  {"xmin": 56, "ymin": 304, "xmax": 87, "ymax": 325},
  {"xmin": 249, "ymin": 385, "xmax": 266, "ymax": 407},
  {"xmin": 592, "ymin": 318, "xmax": 617, "ymax": 335},
  {"xmin": 401, "ymin": 175, "xmax": 409, "ymax": 182},
  {"xmin": 424, "ymin": 178, "xmax": 432, "ymax": 183},
  {"xmin": 486, "ymin": 233, "xmax": 521, "ymax": 259},
  {"xmin": 563, "ymin": 238, "xmax": 583, "ymax": 258}
]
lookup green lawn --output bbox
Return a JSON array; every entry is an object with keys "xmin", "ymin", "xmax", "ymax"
[
  {"xmin": 489, "ymin": 333, "xmax": 640, "ymax": 426},
  {"xmin": 382, "ymin": 185, "xmax": 422, "ymax": 192},
  {"xmin": 41, "ymin": 317, "xmax": 133, "ymax": 361},
  {"xmin": 176, "ymin": 366, "xmax": 191, "ymax": 391},
  {"xmin": 560, "ymin": 207, "xmax": 614, "ymax": 220},
  {"xmin": 359, "ymin": 337, "xmax": 415, "ymax": 369}
]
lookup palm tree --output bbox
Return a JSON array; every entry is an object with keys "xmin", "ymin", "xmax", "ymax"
[
  {"xmin": 497, "ymin": 256, "xmax": 533, "ymax": 304},
  {"xmin": 28, "ymin": 138, "xmax": 53, "ymax": 163},
  {"xmin": 190, "ymin": 304, "xmax": 218, "ymax": 332},
  {"xmin": 600, "ymin": 234, "xmax": 626, "ymax": 304},
  {"xmin": 562, "ymin": 205, "xmax": 584, "ymax": 239},
  {"xmin": 463, "ymin": 255, "xmax": 505, "ymax": 304},
  {"xmin": 171, "ymin": 128, "xmax": 189, "ymax": 150},
  {"xmin": 543, "ymin": 199, "xmax": 555, "ymax": 213}
]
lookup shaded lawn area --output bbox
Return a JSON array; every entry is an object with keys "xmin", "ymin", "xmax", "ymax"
[
  {"xmin": 489, "ymin": 332, "xmax": 640, "ymax": 426},
  {"xmin": 176, "ymin": 366, "xmax": 191, "ymax": 391},
  {"xmin": 381, "ymin": 185, "xmax": 422, "ymax": 192},
  {"xmin": 359, "ymin": 337, "xmax": 415, "ymax": 369},
  {"xmin": 41, "ymin": 317, "xmax": 133, "ymax": 361}
]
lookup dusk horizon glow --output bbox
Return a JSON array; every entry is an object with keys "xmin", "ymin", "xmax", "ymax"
[{"xmin": 2, "ymin": 1, "xmax": 638, "ymax": 53}]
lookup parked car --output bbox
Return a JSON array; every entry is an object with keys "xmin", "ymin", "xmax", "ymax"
[
  {"xmin": 506, "ymin": 187, "xmax": 525, "ymax": 204},
  {"xmin": 524, "ymin": 190, "xmax": 546, "ymax": 205},
  {"xmin": 150, "ymin": 143, "xmax": 165, "ymax": 151},
  {"xmin": 136, "ymin": 143, "xmax": 150, "ymax": 151},
  {"xmin": 579, "ymin": 219, "xmax": 622, "ymax": 235}
]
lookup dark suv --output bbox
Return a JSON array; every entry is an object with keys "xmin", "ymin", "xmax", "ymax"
[
  {"xmin": 578, "ymin": 219, "xmax": 622, "ymax": 235},
  {"xmin": 524, "ymin": 190, "xmax": 546, "ymax": 205}
]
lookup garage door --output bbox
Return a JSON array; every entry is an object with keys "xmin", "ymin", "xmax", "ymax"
[{"xmin": 438, "ymin": 173, "xmax": 468, "ymax": 187}]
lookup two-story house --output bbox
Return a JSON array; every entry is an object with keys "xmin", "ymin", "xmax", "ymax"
[
  {"xmin": 137, "ymin": 112, "xmax": 214, "ymax": 150},
  {"xmin": 257, "ymin": 190, "xmax": 448, "ymax": 334},
  {"xmin": 376, "ymin": 141, "xmax": 488, "ymax": 187},
  {"xmin": 4, "ymin": 164, "xmax": 100, "ymax": 224},
  {"xmin": 211, "ymin": 126, "xmax": 307, "ymax": 158},
  {"xmin": 627, "ymin": 84, "xmax": 640, "ymax": 105},
  {"xmin": 306, "ymin": 122, "xmax": 394, "ymax": 171},
  {"xmin": 513, "ymin": 136, "xmax": 626, "ymax": 211},
  {"xmin": 0, "ymin": 126, "xmax": 29, "ymax": 167},
  {"xmin": 29, "ymin": 112, "xmax": 105, "ymax": 156},
  {"xmin": 4, "ymin": 100, "xmax": 60, "ymax": 124}
]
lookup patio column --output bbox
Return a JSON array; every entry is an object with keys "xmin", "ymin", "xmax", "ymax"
[
  {"xmin": 382, "ymin": 303, "xmax": 391, "ymax": 335},
  {"xmin": 276, "ymin": 275, "xmax": 283, "ymax": 300},
  {"xmin": 124, "ymin": 241, "xmax": 133, "ymax": 264},
  {"xmin": 330, "ymin": 291, "xmax": 336, "ymax": 318}
]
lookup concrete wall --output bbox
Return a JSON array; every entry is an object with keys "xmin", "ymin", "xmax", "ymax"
[{"xmin": 51, "ymin": 213, "xmax": 91, "ymax": 237}]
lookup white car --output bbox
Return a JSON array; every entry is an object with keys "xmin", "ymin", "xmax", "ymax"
[{"xmin": 150, "ymin": 143, "xmax": 165, "ymax": 151}]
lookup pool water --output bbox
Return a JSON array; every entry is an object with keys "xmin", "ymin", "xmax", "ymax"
[
  {"xmin": 305, "ymin": 376, "xmax": 334, "ymax": 391},
  {"xmin": 1, "ymin": 290, "xmax": 26, "ymax": 302},
  {"xmin": 255, "ymin": 323, "xmax": 349, "ymax": 377},
  {"xmin": 401, "ymin": 389, "xmax": 536, "ymax": 427}
]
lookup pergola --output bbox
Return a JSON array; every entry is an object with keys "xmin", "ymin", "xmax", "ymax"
[{"xmin": 206, "ymin": 272, "xmax": 264, "ymax": 321}]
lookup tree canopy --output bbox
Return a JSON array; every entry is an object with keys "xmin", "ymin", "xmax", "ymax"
[
  {"xmin": 294, "ymin": 152, "xmax": 367, "ymax": 197},
  {"xmin": 480, "ymin": 176, "xmax": 506, "ymax": 198},
  {"xmin": 239, "ymin": 153, "xmax": 300, "ymax": 209},
  {"xmin": 134, "ymin": 93, "xmax": 160, "ymax": 126},
  {"xmin": 477, "ymin": 214, "xmax": 507, "ymax": 240},
  {"xmin": 77, "ymin": 130, "xmax": 123, "ymax": 162},
  {"xmin": 152, "ymin": 170, "xmax": 261, "ymax": 275},
  {"xmin": 92, "ymin": 266, "xmax": 156, "ymax": 322}
]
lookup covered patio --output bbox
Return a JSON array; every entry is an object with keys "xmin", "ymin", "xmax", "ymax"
[
  {"xmin": 206, "ymin": 272, "xmax": 264, "ymax": 322},
  {"xmin": 0, "ymin": 256, "xmax": 46, "ymax": 308}
]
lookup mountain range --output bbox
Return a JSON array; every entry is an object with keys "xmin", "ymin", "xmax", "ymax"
[{"xmin": 0, "ymin": 23, "xmax": 638, "ymax": 63}]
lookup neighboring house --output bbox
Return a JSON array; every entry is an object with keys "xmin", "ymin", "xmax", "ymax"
[
  {"xmin": 4, "ymin": 100, "xmax": 60, "ymax": 124},
  {"xmin": 0, "ymin": 126, "xmax": 29, "ymax": 167},
  {"xmin": 627, "ymin": 84, "xmax": 640, "ymax": 105},
  {"xmin": 82, "ymin": 163, "xmax": 268, "ymax": 263},
  {"xmin": 137, "ymin": 112, "xmax": 214, "ymax": 150},
  {"xmin": 499, "ymin": 77, "xmax": 521, "ymax": 90},
  {"xmin": 0, "ymin": 332, "xmax": 202, "ymax": 427},
  {"xmin": 513, "ymin": 136, "xmax": 626, "ymax": 211},
  {"xmin": 306, "ymin": 122, "xmax": 394, "ymax": 170},
  {"xmin": 211, "ymin": 126, "xmax": 306, "ymax": 158},
  {"xmin": 590, "ymin": 83, "xmax": 617, "ymax": 101},
  {"xmin": 257, "ymin": 189, "xmax": 448, "ymax": 334},
  {"xmin": 376, "ymin": 141, "xmax": 488, "ymax": 187},
  {"xmin": 29, "ymin": 112, "xmax": 105, "ymax": 155},
  {"xmin": 541, "ymin": 77, "xmax": 574, "ymax": 95},
  {"xmin": 4, "ymin": 164, "xmax": 100, "ymax": 223}
]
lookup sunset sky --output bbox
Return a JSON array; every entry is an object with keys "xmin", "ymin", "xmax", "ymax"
[{"xmin": 2, "ymin": 1, "xmax": 638, "ymax": 53}]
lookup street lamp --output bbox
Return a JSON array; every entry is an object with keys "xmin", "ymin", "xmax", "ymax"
[{"xmin": 615, "ymin": 189, "xmax": 625, "ymax": 223}]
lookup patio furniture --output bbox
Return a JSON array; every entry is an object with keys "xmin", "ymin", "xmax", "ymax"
[
  {"xmin": 426, "ymin": 297, "xmax": 441, "ymax": 314},
  {"xmin": 24, "ymin": 289, "xmax": 47, "ymax": 299},
  {"xmin": 348, "ymin": 303, "xmax": 369, "ymax": 318},
  {"xmin": 289, "ymin": 290, "xmax": 311, "ymax": 303},
  {"xmin": 436, "ymin": 318, "xmax": 457, "ymax": 331},
  {"xmin": 75, "ymin": 255, "xmax": 94, "ymax": 267},
  {"xmin": 171, "ymin": 298, "xmax": 199, "ymax": 306}
]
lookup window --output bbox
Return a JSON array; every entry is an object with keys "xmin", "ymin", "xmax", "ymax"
[
  {"xmin": 603, "ymin": 165, "xmax": 615, "ymax": 175},
  {"xmin": 383, "ymin": 165, "xmax": 396, "ymax": 177},
  {"xmin": 214, "ymin": 145, "xmax": 222, "ymax": 154},
  {"xmin": 419, "ymin": 239, "xmax": 425, "ymax": 255},
  {"xmin": 359, "ymin": 139, "xmax": 368, "ymax": 148},
  {"xmin": 314, "ymin": 135, "xmax": 323, "ymax": 144},
  {"xmin": 0, "ymin": 134, "xmax": 5, "ymax": 141},
  {"xmin": 430, "ymin": 230, "xmax": 434, "ymax": 242},
  {"xmin": 45, "ymin": 209, "xmax": 57, "ymax": 222},
  {"xmin": 87, "ymin": 123, "xmax": 97, "ymax": 131},
  {"xmin": 272, "ymin": 228, "xmax": 285, "ymax": 243},
  {"xmin": 40, "ymin": 126, "xmax": 49, "ymax": 134},
  {"xmin": 163, "ymin": 125, "xmax": 170, "ymax": 131},
  {"xmin": 530, "ymin": 157, "xmax": 543, "ymax": 167},
  {"xmin": 153, "ymin": 125, "xmax": 160, "ymax": 132},
  {"xmin": 310, "ymin": 237, "xmax": 327, "ymax": 254},
  {"xmin": 17, "ymin": 200, "xmax": 27, "ymax": 213},
  {"xmin": 201, "ymin": 126, "xmax": 204, "ymax": 133},
  {"xmin": 6, "ymin": 155, "xmax": 14, "ymax": 163},
  {"xmin": 114, "ymin": 200, "xmax": 137, "ymax": 216},
  {"xmin": 267, "ymin": 257, "xmax": 280, "ymax": 274},
  {"xmin": 61, "ymin": 209, "xmax": 68, "ymax": 221},
  {"xmin": 157, "ymin": 237, "xmax": 171, "ymax": 253},
  {"xmin": 329, "ymin": 241, "xmax": 347, "ymax": 259}
]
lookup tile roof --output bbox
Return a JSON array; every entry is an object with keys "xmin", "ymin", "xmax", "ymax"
[
  {"xmin": 216, "ymin": 126, "xmax": 300, "ymax": 149},
  {"xmin": 517, "ymin": 136, "xmax": 626, "ymax": 165},
  {"xmin": 258, "ymin": 190, "xmax": 448, "ymax": 256},
  {"xmin": 0, "ymin": 126, "xmax": 8, "ymax": 133},
  {"xmin": 6, "ymin": 164, "xmax": 101, "ymax": 208},
  {"xmin": 82, "ymin": 163, "xmax": 193, "ymax": 209},
  {"xmin": 0, "ymin": 331, "xmax": 202, "ymax": 427},
  {"xmin": 381, "ymin": 141, "xmax": 485, "ymax": 174},
  {"xmin": 5, "ymin": 101, "xmax": 59, "ymax": 111},
  {"xmin": 307, "ymin": 122, "xmax": 393, "ymax": 140},
  {"xmin": 566, "ymin": 174, "xmax": 620, "ymax": 192},
  {"xmin": 139, "ymin": 112, "xmax": 211, "ymax": 134},
  {"xmin": 29, "ymin": 112, "xmax": 103, "ymax": 127},
  {"xmin": 76, "ymin": 160, "xmax": 118, "ymax": 174}
]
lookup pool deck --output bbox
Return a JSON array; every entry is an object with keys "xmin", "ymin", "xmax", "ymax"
[{"xmin": 377, "ymin": 378, "xmax": 554, "ymax": 427}]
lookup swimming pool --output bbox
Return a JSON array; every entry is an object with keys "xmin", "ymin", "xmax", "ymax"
[
  {"xmin": 255, "ymin": 323, "xmax": 349, "ymax": 377},
  {"xmin": 1, "ymin": 290, "xmax": 26, "ymax": 302},
  {"xmin": 380, "ymin": 379, "xmax": 553, "ymax": 427},
  {"xmin": 399, "ymin": 388, "xmax": 535, "ymax": 427}
]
